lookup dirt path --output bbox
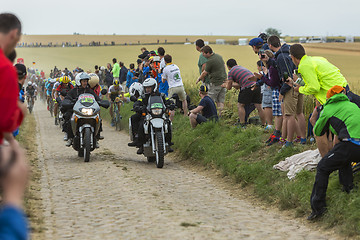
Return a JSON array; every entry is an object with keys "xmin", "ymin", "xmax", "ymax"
[{"xmin": 33, "ymin": 102, "xmax": 339, "ymax": 240}]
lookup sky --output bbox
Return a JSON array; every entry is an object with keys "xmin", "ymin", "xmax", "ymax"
[{"xmin": 2, "ymin": 0, "xmax": 360, "ymax": 36}]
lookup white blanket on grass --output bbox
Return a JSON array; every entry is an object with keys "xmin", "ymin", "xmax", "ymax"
[{"xmin": 273, "ymin": 149, "xmax": 322, "ymax": 179}]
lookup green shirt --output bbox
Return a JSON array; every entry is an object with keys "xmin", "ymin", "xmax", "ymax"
[
  {"xmin": 314, "ymin": 93, "xmax": 360, "ymax": 139},
  {"xmin": 205, "ymin": 53, "xmax": 227, "ymax": 86},
  {"xmin": 112, "ymin": 63, "xmax": 120, "ymax": 78},
  {"xmin": 198, "ymin": 53, "xmax": 210, "ymax": 84},
  {"xmin": 298, "ymin": 55, "xmax": 348, "ymax": 105}
]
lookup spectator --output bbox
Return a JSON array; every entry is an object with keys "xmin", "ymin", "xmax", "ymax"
[
  {"xmin": 248, "ymin": 37, "xmax": 269, "ymax": 54},
  {"xmin": 223, "ymin": 59, "xmax": 265, "ymax": 127},
  {"xmin": 138, "ymin": 47, "xmax": 149, "ymax": 59},
  {"xmin": 268, "ymin": 35, "xmax": 306, "ymax": 148},
  {"xmin": 158, "ymin": 47, "xmax": 166, "ymax": 69},
  {"xmin": 157, "ymin": 47, "xmax": 169, "ymax": 95},
  {"xmin": 162, "ymin": 54, "xmax": 188, "ymax": 119},
  {"xmin": 0, "ymin": 12, "xmax": 28, "ymax": 240},
  {"xmin": 195, "ymin": 39, "xmax": 210, "ymax": 87},
  {"xmin": 126, "ymin": 63, "xmax": 138, "ymax": 89},
  {"xmin": 197, "ymin": 45, "xmax": 227, "ymax": 116},
  {"xmin": 98, "ymin": 66, "xmax": 106, "ymax": 88},
  {"xmin": 188, "ymin": 85, "xmax": 218, "ymax": 128},
  {"xmin": 253, "ymin": 50, "xmax": 284, "ymax": 145},
  {"xmin": 105, "ymin": 63, "xmax": 113, "ymax": 88},
  {"xmin": 119, "ymin": 61, "xmax": 128, "ymax": 91},
  {"xmin": 111, "ymin": 58, "xmax": 120, "ymax": 82},
  {"xmin": 256, "ymin": 60, "xmax": 273, "ymax": 129},
  {"xmin": 308, "ymin": 86, "xmax": 360, "ymax": 221}
]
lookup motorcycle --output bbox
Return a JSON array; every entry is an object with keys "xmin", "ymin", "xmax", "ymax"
[
  {"xmin": 70, "ymin": 93, "xmax": 109, "ymax": 162},
  {"xmin": 129, "ymin": 95, "xmax": 172, "ymax": 168}
]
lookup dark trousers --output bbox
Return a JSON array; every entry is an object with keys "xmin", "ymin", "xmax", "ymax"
[
  {"xmin": 130, "ymin": 113, "xmax": 142, "ymax": 139},
  {"xmin": 310, "ymin": 141, "xmax": 360, "ymax": 213},
  {"xmin": 63, "ymin": 111, "xmax": 73, "ymax": 138}
]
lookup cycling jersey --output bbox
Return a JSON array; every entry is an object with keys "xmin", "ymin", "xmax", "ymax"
[
  {"xmin": 45, "ymin": 81, "xmax": 55, "ymax": 96},
  {"xmin": 108, "ymin": 85, "xmax": 123, "ymax": 101},
  {"xmin": 26, "ymin": 86, "xmax": 36, "ymax": 96},
  {"xmin": 53, "ymin": 82, "xmax": 60, "ymax": 90},
  {"xmin": 56, "ymin": 82, "xmax": 74, "ymax": 93}
]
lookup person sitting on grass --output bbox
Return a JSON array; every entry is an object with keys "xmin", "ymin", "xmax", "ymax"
[
  {"xmin": 188, "ymin": 85, "xmax": 218, "ymax": 128},
  {"xmin": 307, "ymin": 85, "xmax": 360, "ymax": 221}
]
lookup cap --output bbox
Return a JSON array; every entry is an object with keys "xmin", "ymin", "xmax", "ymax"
[
  {"xmin": 15, "ymin": 64, "xmax": 27, "ymax": 77},
  {"xmin": 326, "ymin": 85, "xmax": 345, "ymax": 99},
  {"xmin": 199, "ymin": 85, "xmax": 208, "ymax": 92},
  {"xmin": 249, "ymin": 38, "xmax": 264, "ymax": 47}
]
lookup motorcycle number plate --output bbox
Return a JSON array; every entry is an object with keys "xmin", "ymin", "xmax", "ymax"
[{"xmin": 151, "ymin": 103, "xmax": 163, "ymax": 109}]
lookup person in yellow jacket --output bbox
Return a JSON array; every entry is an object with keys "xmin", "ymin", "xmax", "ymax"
[{"xmin": 290, "ymin": 44, "xmax": 348, "ymax": 105}]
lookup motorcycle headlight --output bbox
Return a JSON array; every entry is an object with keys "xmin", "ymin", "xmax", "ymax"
[
  {"xmin": 81, "ymin": 108, "xmax": 94, "ymax": 115},
  {"xmin": 151, "ymin": 108, "xmax": 162, "ymax": 115}
]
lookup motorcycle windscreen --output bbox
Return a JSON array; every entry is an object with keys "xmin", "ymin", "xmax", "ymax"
[
  {"xmin": 78, "ymin": 94, "xmax": 95, "ymax": 107},
  {"xmin": 147, "ymin": 95, "xmax": 165, "ymax": 112}
]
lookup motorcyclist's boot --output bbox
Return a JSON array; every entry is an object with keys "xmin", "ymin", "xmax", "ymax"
[
  {"xmin": 95, "ymin": 140, "xmax": 100, "ymax": 148},
  {"xmin": 63, "ymin": 132, "xmax": 68, "ymax": 141},
  {"xmin": 136, "ymin": 146, "xmax": 144, "ymax": 154},
  {"xmin": 55, "ymin": 117, "xmax": 58, "ymax": 125},
  {"xmin": 65, "ymin": 139, "xmax": 72, "ymax": 147}
]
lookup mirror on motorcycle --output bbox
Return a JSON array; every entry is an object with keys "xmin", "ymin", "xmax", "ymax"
[
  {"xmin": 99, "ymin": 100, "xmax": 110, "ymax": 109},
  {"xmin": 130, "ymin": 96, "xmax": 138, "ymax": 102},
  {"xmin": 101, "ymin": 89, "xmax": 107, "ymax": 96}
]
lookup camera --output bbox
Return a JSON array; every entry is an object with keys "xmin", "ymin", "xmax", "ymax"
[
  {"xmin": 283, "ymin": 72, "xmax": 289, "ymax": 82},
  {"xmin": 259, "ymin": 49, "xmax": 266, "ymax": 59}
]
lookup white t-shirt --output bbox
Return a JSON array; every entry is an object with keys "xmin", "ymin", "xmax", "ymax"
[
  {"xmin": 160, "ymin": 58, "xmax": 166, "ymax": 70},
  {"xmin": 162, "ymin": 64, "xmax": 183, "ymax": 89}
]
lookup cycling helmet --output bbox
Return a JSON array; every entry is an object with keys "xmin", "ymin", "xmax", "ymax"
[
  {"xmin": 142, "ymin": 78, "xmax": 157, "ymax": 93},
  {"xmin": 129, "ymin": 82, "xmax": 144, "ymax": 98},
  {"xmin": 28, "ymin": 81, "xmax": 32, "ymax": 86},
  {"xmin": 258, "ymin": 33, "xmax": 268, "ymax": 43},
  {"xmin": 75, "ymin": 72, "xmax": 90, "ymax": 86},
  {"xmin": 113, "ymin": 79, "xmax": 120, "ymax": 86},
  {"xmin": 88, "ymin": 73, "xmax": 100, "ymax": 88},
  {"xmin": 62, "ymin": 76, "xmax": 70, "ymax": 84}
]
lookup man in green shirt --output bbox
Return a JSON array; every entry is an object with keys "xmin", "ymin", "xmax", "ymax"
[
  {"xmin": 197, "ymin": 45, "xmax": 227, "ymax": 116},
  {"xmin": 308, "ymin": 85, "xmax": 360, "ymax": 220},
  {"xmin": 111, "ymin": 58, "xmax": 120, "ymax": 81},
  {"xmin": 195, "ymin": 39, "xmax": 210, "ymax": 86}
]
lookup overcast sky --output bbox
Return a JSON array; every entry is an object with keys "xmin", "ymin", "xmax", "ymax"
[{"xmin": 2, "ymin": 0, "xmax": 359, "ymax": 36}]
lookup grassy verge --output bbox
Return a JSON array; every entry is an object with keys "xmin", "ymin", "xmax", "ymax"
[
  {"xmin": 105, "ymin": 96, "xmax": 359, "ymax": 237},
  {"xmin": 17, "ymin": 114, "xmax": 45, "ymax": 240}
]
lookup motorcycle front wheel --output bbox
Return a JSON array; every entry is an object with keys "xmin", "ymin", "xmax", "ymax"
[
  {"xmin": 83, "ymin": 128, "xmax": 91, "ymax": 162},
  {"xmin": 155, "ymin": 131, "xmax": 164, "ymax": 168}
]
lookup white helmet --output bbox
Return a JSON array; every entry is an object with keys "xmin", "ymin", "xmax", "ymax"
[
  {"xmin": 75, "ymin": 72, "xmax": 90, "ymax": 86},
  {"xmin": 88, "ymin": 73, "xmax": 99, "ymax": 88},
  {"xmin": 142, "ymin": 78, "xmax": 157, "ymax": 93},
  {"xmin": 28, "ymin": 81, "xmax": 32, "ymax": 86},
  {"xmin": 100, "ymin": 66, "xmax": 105, "ymax": 71},
  {"xmin": 129, "ymin": 82, "xmax": 144, "ymax": 98}
]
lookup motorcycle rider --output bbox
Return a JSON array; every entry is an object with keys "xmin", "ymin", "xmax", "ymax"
[
  {"xmin": 128, "ymin": 82, "xmax": 145, "ymax": 147},
  {"xmin": 130, "ymin": 78, "xmax": 174, "ymax": 154},
  {"xmin": 62, "ymin": 72, "xmax": 101, "ymax": 147}
]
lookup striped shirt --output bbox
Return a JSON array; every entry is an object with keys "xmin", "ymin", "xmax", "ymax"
[{"xmin": 228, "ymin": 66, "xmax": 254, "ymax": 90}]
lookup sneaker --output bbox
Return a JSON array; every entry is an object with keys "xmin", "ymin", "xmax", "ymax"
[
  {"xmin": 65, "ymin": 139, "xmax": 72, "ymax": 147},
  {"xmin": 278, "ymin": 141, "xmax": 293, "ymax": 153},
  {"xmin": 300, "ymin": 138, "xmax": 307, "ymax": 145},
  {"xmin": 293, "ymin": 136, "xmax": 301, "ymax": 143},
  {"xmin": 265, "ymin": 125, "xmax": 273, "ymax": 131},
  {"xmin": 267, "ymin": 134, "xmax": 279, "ymax": 146},
  {"xmin": 95, "ymin": 141, "xmax": 100, "ymax": 148},
  {"xmin": 63, "ymin": 133, "xmax": 68, "ymax": 141},
  {"xmin": 110, "ymin": 120, "xmax": 115, "ymax": 127},
  {"xmin": 278, "ymin": 137, "xmax": 286, "ymax": 145},
  {"xmin": 99, "ymin": 135, "xmax": 104, "ymax": 140},
  {"xmin": 55, "ymin": 118, "xmax": 58, "ymax": 125},
  {"xmin": 168, "ymin": 147, "xmax": 174, "ymax": 153}
]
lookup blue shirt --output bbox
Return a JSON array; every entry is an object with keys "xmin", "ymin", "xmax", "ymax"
[
  {"xmin": 0, "ymin": 206, "xmax": 28, "ymax": 240},
  {"xmin": 157, "ymin": 73, "xmax": 169, "ymax": 96},
  {"xmin": 126, "ymin": 70, "xmax": 138, "ymax": 89},
  {"xmin": 199, "ymin": 96, "xmax": 218, "ymax": 119}
]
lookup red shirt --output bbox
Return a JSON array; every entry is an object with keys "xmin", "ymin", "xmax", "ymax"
[
  {"xmin": 92, "ymin": 85, "xmax": 101, "ymax": 96},
  {"xmin": 0, "ymin": 48, "xmax": 24, "ymax": 143},
  {"xmin": 56, "ymin": 82, "xmax": 74, "ymax": 93}
]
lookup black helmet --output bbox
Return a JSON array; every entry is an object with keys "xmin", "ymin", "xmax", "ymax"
[{"xmin": 258, "ymin": 33, "xmax": 268, "ymax": 43}]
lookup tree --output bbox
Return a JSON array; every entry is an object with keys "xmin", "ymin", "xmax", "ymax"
[{"xmin": 265, "ymin": 28, "xmax": 282, "ymax": 37}]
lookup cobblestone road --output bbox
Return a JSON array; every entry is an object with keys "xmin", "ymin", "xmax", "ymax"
[{"xmin": 34, "ymin": 102, "xmax": 339, "ymax": 239}]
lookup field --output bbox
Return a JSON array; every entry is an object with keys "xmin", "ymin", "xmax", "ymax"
[{"xmin": 16, "ymin": 40, "xmax": 360, "ymax": 95}]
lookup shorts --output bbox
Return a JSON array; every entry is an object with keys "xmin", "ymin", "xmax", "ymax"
[
  {"xmin": 262, "ymin": 86, "xmax": 272, "ymax": 108},
  {"xmin": 283, "ymin": 88, "xmax": 304, "ymax": 116},
  {"xmin": 238, "ymin": 87, "xmax": 262, "ymax": 105},
  {"xmin": 272, "ymin": 89, "xmax": 282, "ymax": 116},
  {"xmin": 196, "ymin": 114, "xmax": 208, "ymax": 124},
  {"xmin": 208, "ymin": 83, "xmax": 226, "ymax": 103},
  {"xmin": 169, "ymin": 85, "xmax": 187, "ymax": 101}
]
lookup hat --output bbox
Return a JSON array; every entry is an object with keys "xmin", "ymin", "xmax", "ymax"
[
  {"xmin": 15, "ymin": 64, "xmax": 27, "ymax": 77},
  {"xmin": 199, "ymin": 85, "xmax": 208, "ymax": 92},
  {"xmin": 249, "ymin": 38, "xmax": 264, "ymax": 47},
  {"xmin": 326, "ymin": 85, "xmax": 345, "ymax": 99}
]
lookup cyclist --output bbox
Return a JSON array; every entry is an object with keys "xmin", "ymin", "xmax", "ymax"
[
  {"xmin": 54, "ymin": 76, "xmax": 73, "ymax": 125},
  {"xmin": 45, "ymin": 78, "xmax": 56, "ymax": 110},
  {"xmin": 25, "ymin": 81, "xmax": 36, "ymax": 110},
  {"xmin": 107, "ymin": 79, "xmax": 124, "ymax": 127}
]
